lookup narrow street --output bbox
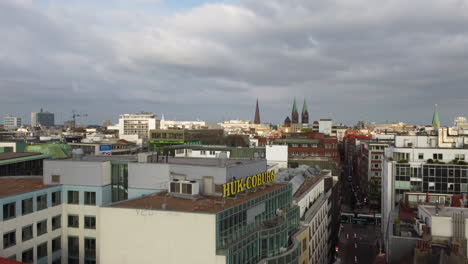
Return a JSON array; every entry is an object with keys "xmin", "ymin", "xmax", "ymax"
[
  {"xmin": 337, "ymin": 164, "xmax": 382, "ymax": 264},
  {"xmin": 338, "ymin": 223, "xmax": 380, "ymax": 264}
]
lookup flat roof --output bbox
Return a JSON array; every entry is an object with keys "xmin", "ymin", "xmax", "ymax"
[
  {"xmin": 111, "ymin": 183, "xmax": 287, "ymax": 213},
  {"xmin": 0, "ymin": 152, "xmax": 43, "ymax": 161},
  {"xmin": 273, "ymin": 138, "xmax": 320, "ymax": 144},
  {"xmin": 0, "ymin": 152, "xmax": 49, "ymax": 166},
  {"xmin": 294, "ymin": 170, "xmax": 329, "ymax": 198},
  {"xmin": 420, "ymin": 205, "xmax": 468, "ymax": 218},
  {"xmin": 0, "ymin": 177, "xmax": 51, "ymax": 199},
  {"xmin": 165, "ymin": 157, "xmax": 263, "ymax": 167}
]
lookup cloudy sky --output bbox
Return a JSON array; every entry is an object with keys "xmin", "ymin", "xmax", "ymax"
[{"xmin": 1, "ymin": 0, "xmax": 468, "ymax": 125}]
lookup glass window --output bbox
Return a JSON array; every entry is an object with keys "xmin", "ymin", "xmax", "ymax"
[
  {"xmin": 52, "ymin": 215, "xmax": 62, "ymax": 230},
  {"xmin": 84, "ymin": 192, "xmax": 96, "ymax": 206},
  {"xmin": 22, "ymin": 225, "xmax": 33, "ymax": 242},
  {"xmin": 22, "ymin": 248, "xmax": 34, "ymax": 263},
  {"xmin": 37, "ymin": 242, "xmax": 47, "ymax": 259},
  {"xmin": 85, "ymin": 238, "xmax": 96, "ymax": 261},
  {"xmin": 52, "ymin": 236, "xmax": 61, "ymax": 252},
  {"xmin": 52, "ymin": 191, "xmax": 61, "ymax": 206},
  {"xmin": 22, "ymin": 198, "xmax": 33, "ymax": 215},
  {"xmin": 37, "ymin": 220, "xmax": 47, "ymax": 236},
  {"xmin": 68, "ymin": 191, "xmax": 79, "ymax": 204},
  {"xmin": 68, "ymin": 215, "xmax": 79, "ymax": 228},
  {"xmin": 37, "ymin": 194, "xmax": 47, "ymax": 211},
  {"xmin": 3, "ymin": 202, "xmax": 16, "ymax": 220},
  {"xmin": 3, "ymin": 230, "xmax": 16, "ymax": 249},
  {"xmin": 68, "ymin": 236, "xmax": 79, "ymax": 258},
  {"xmin": 418, "ymin": 153, "xmax": 424, "ymax": 160},
  {"xmin": 84, "ymin": 216, "xmax": 96, "ymax": 229}
]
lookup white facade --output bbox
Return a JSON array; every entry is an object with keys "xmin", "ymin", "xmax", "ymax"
[
  {"xmin": 174, "ymin": 148, "xmax": 232, "ymax": 159},
  {"xmin": 218, "ymin": 120, "xmax": 251, "ymax": 134},
  {"xmin": 99, "ymin": 208, "xmax": 225, "ymax": 264},
  {"xmin": 159, "ymin": 115, "xmax": 206, "ymax": 130},
  {"xmin": 3, "ymin": 115, "xmax": 22, "ymax": 129},
  {"xmin": 293, "ymin": 171, "xmax": 334, "ymax": 264},
  {"xmin": 266, "ymin": 145, "xmax": 288, "ymax": 169},
  {"xmin": 318, "ymin": 119, "xmax": 333, "ymax": 135},
  {"xmin": 417, "ymin": 205, "xmax": 468, "ymax": 254},
  {"xmin": 0, "ymin": 182, "xmax": 62, "ymax": 264},
  {"xmin": 116, "ymin": 113, "xmax": 157, "ymax": 140}
]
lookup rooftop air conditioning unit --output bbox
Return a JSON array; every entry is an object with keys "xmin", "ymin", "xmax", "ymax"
[{"xmin": 169, "ymin": 180, "xmax": 199, "ymax": 196}]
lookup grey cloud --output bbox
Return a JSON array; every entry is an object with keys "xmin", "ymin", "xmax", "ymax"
[{"xmin": 0, "ymin": 0, "xmax": 467, "ymax": 125}]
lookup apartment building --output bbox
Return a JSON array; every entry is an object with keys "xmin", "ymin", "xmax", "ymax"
[
  {"xmin": 382, "ymin": 129, "xmax": 468, "ymax": 261},
  {"xmin": 3, "ymin": 116, "xmax": 22, "ymax": 130}
]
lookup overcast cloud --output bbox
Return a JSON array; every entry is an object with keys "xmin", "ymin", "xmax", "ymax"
[{"xmin": 1, "ymin": 0, "xmax": 467, "ymax": 125}]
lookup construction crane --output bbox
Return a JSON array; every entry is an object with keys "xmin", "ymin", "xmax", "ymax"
[{"xmin": 71, "ymin": 110, "xmax": 88, "ymax": 127}]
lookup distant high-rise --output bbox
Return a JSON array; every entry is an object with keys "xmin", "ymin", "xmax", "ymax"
[
  {"xmin": 254, "ymin": 99, "xmax": 261, "ymax": 124},
  {"xmin": 291, "ymin": 98, "xmax": 299, "ymax": 124},
  {"xmin": 31, "ymin": 108, "xmax": 55, "ymax": 127},
  {"xmin": 3, "ymin": 115, "xmax": 22, "ymax": 129},
  {"xmin": 301, "ymin": 99, "xmax": 309, "ymax": 124},
  {"xmin": 432, "ymin": 104, "xmax": 440, "ymax": 129}
]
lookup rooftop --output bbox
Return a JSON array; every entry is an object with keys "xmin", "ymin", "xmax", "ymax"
[
  {"xmin": 0, "ymin": 152, "xmax": 44, "ymax": 161},
  {"xmin": 0, "ymin": 152, "xmax": 50, "ymax": 166},
  {"xmin": 273, "ymin": 138, "xmax": 320, "ymax": 144},
  {"xmin": 420, "ymin": 205, "xmax": 468, "ymax": 218},
  {"xmin": 0, "ymin": 177, "xmax": 51, "ymax": 199},
  {"xmin": 294, "ymin": 170, "xmax": 331, "ymax": 198},
  {"xmin": 166, "ymin": 157, "xmax": 263, "ymax": 167},
  {"xmin": 110, "ymin": 183, "xmax": 286, "ymax": 213}
]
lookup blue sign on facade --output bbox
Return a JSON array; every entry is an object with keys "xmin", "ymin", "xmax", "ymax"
[{"xmin": 99, "ymin": 145, "xmax": 112, "ymax": 151}]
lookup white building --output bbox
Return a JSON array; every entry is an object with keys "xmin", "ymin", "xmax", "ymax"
[
  {"xmin": 266, "ymin": 145, "xmax": 288, "ymax": 169},
  {"xmin": 3, "ymin": 116, "xmax": 22, "ymax": 130},
  {"xmin": 416, "ymin": 205, "xmax": 468, "ymax": 255},
  {"xmin": 159, "ymin": 115, "xmax": 206, "ymax": 130},
  {"xmin": 318, "ymin": 119, "xmax": 333, "ymax": 135},
  {"xmin": 382, "ymin": 131, "xmax": 468, "ymax": 259},
  {"xmin": 112, "ymin": 113, "xmax": 158, "ymax": 143}
]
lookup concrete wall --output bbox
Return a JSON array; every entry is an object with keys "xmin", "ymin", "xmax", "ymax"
[
  {"xmin": 44, "ymin": 160, "xmax": 111, "ymax": 187},
  {"xmin": 390, "ymin": 147, "xmax": 468, "ymax": 163},
  {"xmin": 175, "ymin": 149, "xmax": 231, "ymax": 159},
  {"xmin": 382, "ymin": 160, "xmax": 395, "ymax": 242},
  {"xmin": 169, "ymin": 164, "xmax": 227, "ymax": 185},
  {"xmin": 266, "ymin": 145, "xmax": 288, "ymax": 169},
  {"xmin": 128, "ymin": 163, "xmax": 170, "ymax": 190},
  {"xmin": 99, "ymin": 207, "xmax": 226, "ymax": 264},
  {"xmin": 226, "ymin": 160, "xmax": 267, "ymax": 183},
  {"xmin": 388, "ymin": 236, "xmax": 419, "ymax": 264},
  {"xmin": 295, "ymin": 178, "xmax": 325, "ymax": 217}
]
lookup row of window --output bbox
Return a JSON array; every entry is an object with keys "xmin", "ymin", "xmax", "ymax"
[
  {"xmin": 8, "ymin": 237, "xmax": 61, "ymax": 263},
  {"xmin": 2, "ymin": 191, "xmax": 61, "ymax": 221},
  {"xmin": 289, "ymin": 152, "xmax": 338, "ymax": 157},
  {"xmin": 2, "ymin": 191, "xmax": 97, "ymax": 222},
  {"xmin": 3, "ymin": 215, "xmax": 62, "ymax": 249},
  {"xmin": 69, "ymin": 236, "xmax": 96, "ymax": 264},
  {"xmin": 68, "ymin": 215, "xmax": 96, "ymax": 229},
  {"xmin": 67, "ymin": 191, "xmax": 96, "ymax": 205}
]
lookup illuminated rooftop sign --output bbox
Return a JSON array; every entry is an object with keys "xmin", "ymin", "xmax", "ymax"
[{"xmin": 222, "ymin": 170, "xmax": 276, "ymax": 198}]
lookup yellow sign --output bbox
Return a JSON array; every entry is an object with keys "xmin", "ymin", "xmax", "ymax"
[{"xmin": 222, "ymin": 170, "xmax": 276, "ymax": 198}]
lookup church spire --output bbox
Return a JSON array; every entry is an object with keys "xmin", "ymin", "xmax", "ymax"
[
  {"xmin": 432, "ymin": 104, "xmax": 440, "ymax": 129},
  {"xmin": 291, "ymin": 98, "xmax": 299, "ymax": 123},
  {"xmin": 301, "ymin": 99, "xmax": 309, "ymax": 124},
  {"xmin": 254, "ymin": 99, "xmax": 261, "ymax": 124}
]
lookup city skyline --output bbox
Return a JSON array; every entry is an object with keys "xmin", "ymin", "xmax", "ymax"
[{"xmin": 1, "ymin": 0, "xmax": 468, "ymax": 125}]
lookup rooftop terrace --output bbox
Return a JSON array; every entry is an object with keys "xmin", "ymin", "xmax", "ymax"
[
  {"xmin": 0, "ymin": 177, "xmax": 50, "ymax": 199},
  {"xmin": 111, "ymin": 183, "xmax": 286, "ymax": 213}
]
